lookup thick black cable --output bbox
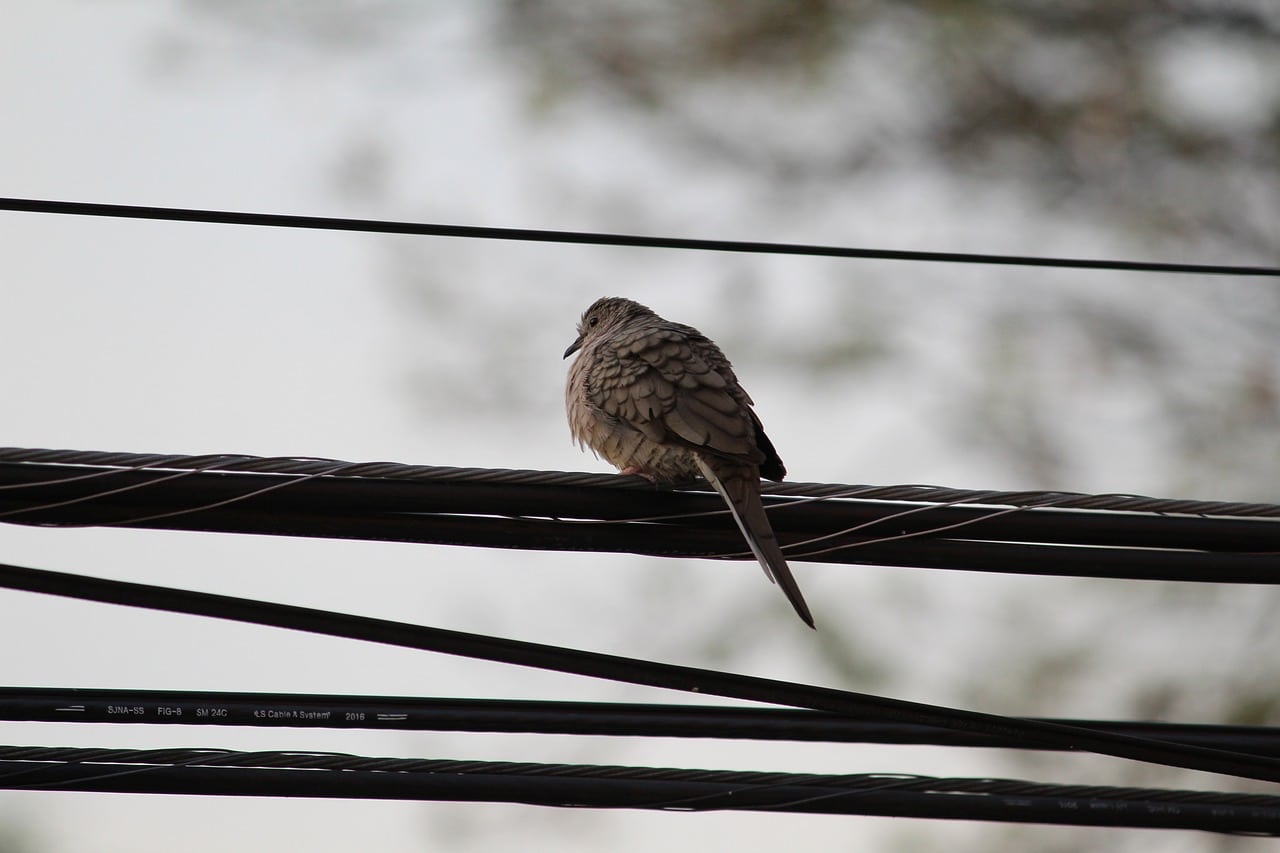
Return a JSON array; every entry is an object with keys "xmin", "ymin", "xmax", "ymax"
[
  {"xmin": 0, "ymin": 561, "xmax": 1278, "ymax": 784},
  {"xmin": 2, "ymin": 745, "xmax": 1279, "ymax": 832},
  {"xmin": 11, "ymin": 502, "xmax": 1280, "ymax": 584},
  {"xmin": 4, "ymin": 686, "xmax": 1279, "ymax": 755},
  {"xmin": 3, "ymin": 197, "xmax": 1277, "ymax": 276},
  {"xmin": 3, "ymin": 447, "xmax": 1277, "ymax": 518},
  {"xmin": 2, "ymin": 452, "xmax": 1278, "ymax": 583}
]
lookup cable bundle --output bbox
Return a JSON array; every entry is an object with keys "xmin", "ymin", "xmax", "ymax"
[{"xmin": 1, "ymin": 447, "xmax": 1277, "ymax": 584}]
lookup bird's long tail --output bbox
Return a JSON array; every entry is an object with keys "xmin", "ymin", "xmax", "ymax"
[{"xmin": 694, "ymin": 456, "xmax": 815, "ymax": 629}]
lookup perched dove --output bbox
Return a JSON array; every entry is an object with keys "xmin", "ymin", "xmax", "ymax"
[{"xmin": 563, "ymin": 296, "xmax": 814, "ymax": 628}]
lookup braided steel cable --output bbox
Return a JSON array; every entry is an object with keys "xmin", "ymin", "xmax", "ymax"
[
  {"xmin": 2, "ymin": 744, "xmax": 1279, "ymax": 831},
  {"xmin": 2, "ymin": 446, "xmax": 1278, "ymax": 517},
  {"xmin": 1, "ymin": 448, "xmax": 1278, "ymax": 586}
]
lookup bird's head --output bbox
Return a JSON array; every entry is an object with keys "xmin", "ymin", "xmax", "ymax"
[{"xmin": 563, "ymin": 297, "xmax": 655, "ymax": 359}]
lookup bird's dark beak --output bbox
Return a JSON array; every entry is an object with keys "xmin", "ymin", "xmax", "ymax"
[{"xmin": 563, "ymin": 335, "xmax": 584, "ymax": 359}]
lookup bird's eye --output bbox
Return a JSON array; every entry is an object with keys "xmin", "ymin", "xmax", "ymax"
[{"xmin": 588, "ymin": 317, "xmax": 599, "ymax": 327}]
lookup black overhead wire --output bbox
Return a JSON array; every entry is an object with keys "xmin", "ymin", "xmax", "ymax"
[
  {"xmin": 1, "ymin": 559, "xmax": 1280, "ymax": 785},
  {"xmin": 2, "ymin": 745, "xmax": 1279, "ymax": 833},
  {"xmin": 4, "ymin": 686, "xmax": 1279, "ymax": 756},
  {"xmin": 4, "ymin": 446, "xmax": 1278, "ymax": 516},
  {"xmin": 3, "ymin": 196, "xmax": 1278, "ymax": 276},
  {"xmin": 1, "ymin": 448, "xmax": 1277, "ymax": 584}
]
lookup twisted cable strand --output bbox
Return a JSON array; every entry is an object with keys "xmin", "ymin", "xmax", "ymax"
[{"xmin": 2, "ymin": 447, "xmax": 1276, "ymax": 518}]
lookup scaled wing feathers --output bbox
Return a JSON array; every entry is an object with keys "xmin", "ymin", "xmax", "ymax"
[{"xmin": 589, "ymin": 325, "xmax": 762, "ymax": 465}]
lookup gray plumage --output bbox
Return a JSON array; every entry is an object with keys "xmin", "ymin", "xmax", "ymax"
[{"xmin": 563, "ymin": 296, "xmax": 814, "ymax": 628}]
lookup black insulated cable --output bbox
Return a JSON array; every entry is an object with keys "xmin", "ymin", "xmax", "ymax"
[
  {"xmin": 1, "ymin": 560, "xmax": 1280, "ymax": 784},
  {"xmin": 2, "ymin": 745, "xmax": 1279, "ymax": 832},
  {"xmin": 2, "ymin": 687, "xmax": 1279, "ymax": 755},
  {"xmin": 2, "ymin": 196, "xmax": 1277, "ymax": 276}
]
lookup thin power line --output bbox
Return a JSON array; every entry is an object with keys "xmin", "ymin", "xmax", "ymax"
[{"xmin": 2, "ymin": 196, "xmax": 1277, "ymax": 276}]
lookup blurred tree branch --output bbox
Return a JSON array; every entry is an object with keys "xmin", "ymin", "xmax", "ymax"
[{"xmin": 157, "ymin": 5, "xmax": 1280, "ymax": 848}]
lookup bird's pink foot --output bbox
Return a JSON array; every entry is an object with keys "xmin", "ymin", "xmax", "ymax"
[{"xmin": 619, "ymin": 466, "xmax": 659, "ymax": 483}]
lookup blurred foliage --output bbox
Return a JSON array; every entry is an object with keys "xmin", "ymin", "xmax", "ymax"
[
  {"xmin": 164, "ymin": 3, "xmax": 1280, "ymax": 850},
  {"xmin": 497, "ymin": 0, "xmax": 1280, "ymax": 498},
  {"xmin": 183, "ymin": 0, "xmax": 417, "ymax": 49},
  {"xmin": 501, "ymin": 0, "xmax": 1280, "ymax": 253},
  {"xmin": 493, "ymin": 5, "xmax": 1280, "ymax": 850},
  {"xmin": 173, "ymin": 0, "xmax": 1280, "ymax": 496}
]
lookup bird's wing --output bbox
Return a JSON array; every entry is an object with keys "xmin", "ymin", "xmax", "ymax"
[{"xmin": 589, "ymin": 325, "xmax": 763, "ymax": 465}]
